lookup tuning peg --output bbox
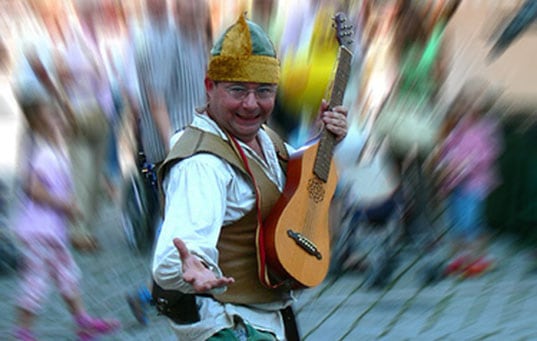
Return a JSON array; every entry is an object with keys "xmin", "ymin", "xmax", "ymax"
[{"xmin": 333, "ymin": 12, "xmax": 347, "ymax": 22}]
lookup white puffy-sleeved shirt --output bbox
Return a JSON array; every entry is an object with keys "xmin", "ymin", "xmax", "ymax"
[{"xmin": 153, "ymin": 113, "xmax": 296, "ymax": 340}]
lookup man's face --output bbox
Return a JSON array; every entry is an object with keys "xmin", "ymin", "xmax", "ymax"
[{"xmin": 205, "ymin": 79, "xmax": 277, "ymax": 143}]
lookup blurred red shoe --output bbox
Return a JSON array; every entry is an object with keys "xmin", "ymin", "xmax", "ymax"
[
  {"xmin": 462, "ymin": 257, "xmax": 494, "ymax": 278},
  {"xmin": 76, "ymin": 316, "xmax": 121, "ymax": 341},
  {"xmin": 444, "ymin": 255, "xmax": 470, "ymax": 276}
]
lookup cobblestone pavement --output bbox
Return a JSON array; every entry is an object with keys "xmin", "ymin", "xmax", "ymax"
[
  {"xmin": 1, "ymin": 192, "xmax": 537, "ymax": 340},
  {"xmin": 0, "ymin": 197, "xmax": 175, "ymax": 341}
]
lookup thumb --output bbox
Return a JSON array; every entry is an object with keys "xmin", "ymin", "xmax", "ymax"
[
  {"xmin": 320, "ymin": 99, "xmax": 329, "ymax": 111},
  {"xmin": 173, "ymin": 237, "xmax": 190, "ymax": 261}
]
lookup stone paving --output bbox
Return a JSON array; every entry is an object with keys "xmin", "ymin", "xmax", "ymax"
[
  {"xmin": 297, "ymin": 238, "xmax": 537, "ymax": 340},
  {"xmin": 0, "ymin": 195, "xmax": 176, "ymax": 341},
  {"xmin": 1, "ymin": 186, "xmax": 537, "ymax": 340}
]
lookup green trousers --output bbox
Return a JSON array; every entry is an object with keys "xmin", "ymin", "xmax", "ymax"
[{"xmin": 207, "ymin": 323, "xmax": 276, "ymax": 341}]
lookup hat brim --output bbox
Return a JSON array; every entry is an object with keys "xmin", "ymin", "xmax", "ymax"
[{"xmin": 207, "ymin": 55, "xmax": 280, "ymax": 84}]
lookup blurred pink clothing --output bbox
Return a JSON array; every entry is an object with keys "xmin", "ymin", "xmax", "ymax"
[
  {"xmin": 16, "ymin": 237, "xmax": 81, "ymax": 313},
  {"xmin": 439, "ymin": 115, "xmax": 502, "ymax": 198},
  {"xmin": 12, "ymin": 139, "xmax": 81, "ymax": 312},
  {"xmin": 13, "ymin": 139, "xmax": 73, "ymax": 243}
]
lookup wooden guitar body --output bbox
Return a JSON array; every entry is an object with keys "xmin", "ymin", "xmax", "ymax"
[
  {"xmin": 264, "ymin": 139, "xmax": 339, "ymax": 288},
  {"xmin": 261, "ymin": 12, "xmax": 353, "ymax": 289}
]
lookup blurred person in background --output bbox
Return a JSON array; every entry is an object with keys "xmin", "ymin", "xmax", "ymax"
[
  {"xmin": 10, "ymin": 93, "xmax": 120, "ymax": 341},
  {"xmin": 168, "ymin": 0, "xmax": 211, "ymax": 145},
  {"xmin": 370, "ymin": 0, "xmax": 461, "ymax": 247},
  {"xmin": 0, "ymin": 37, "xmax": 24, "ymax": 276},
  {"xmin": 434, "ymin": 83, "xmax": 503, "ymax": 278},
  {"xmin": 123, "ymin": 0, "xmax": 178, "ymax": 324},
  {"xmin": 13, "ymin": 0, "xmax": 64, "ymax": 103},
  {"xmin": 92, "ymin": 0, "xmax": 134, "ymax": 203},
  {"xmin": 134, "ymin": 0, "xmax": 179, "ymax": 165},
  {"xmin": 372, "ymin": 0, "xmax": 447, "ymax": 159},
  {"xmin": 328, "ymin": 0, "xmax": 404, "ymax": 287},
  {"xmin": 124, "ymin": 0, "xmax": 176, "ymax": 325},
  {"xmin": 15, "ymin": 0, "xmax": 109, "ymax": 253},
  {"xmin": 50, "ymin": 0, "xmax": 118, "ymax": 252},
  {"xmin": 125, "ymin": 0, "xmax": 212, "ymax": 326},
  {"xmin": 357, "ymin": 0, "xmax": 399, "ymax": 127}
]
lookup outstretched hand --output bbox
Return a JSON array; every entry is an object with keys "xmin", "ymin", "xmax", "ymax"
[{"xmin": 173, "ymin": 238, "xmax": 234, "ymax": 293}]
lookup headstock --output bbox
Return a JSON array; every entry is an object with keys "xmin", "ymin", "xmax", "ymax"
[{"xmin": 333, "ymin": 12, "xmax": 353, "ymax": 49}]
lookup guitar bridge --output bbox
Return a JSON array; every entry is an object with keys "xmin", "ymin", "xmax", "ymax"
[{"xmin": 287, "ymin": 230, "xmax": 322, "ymax": 260}]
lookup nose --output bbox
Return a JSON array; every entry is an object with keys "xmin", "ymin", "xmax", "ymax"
[{"xmin": 242, "ymin": 91, "xmax": 259, "ymax": 109}]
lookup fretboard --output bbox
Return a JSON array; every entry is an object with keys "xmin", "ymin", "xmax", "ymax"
[{"xmin": 313, "ymin": 46, "xmax": 353, "ymax": 182}]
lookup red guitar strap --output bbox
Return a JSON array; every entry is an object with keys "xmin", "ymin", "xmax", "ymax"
[{"xmin": 228, "ymin": 135, "xmax": 283, "ymax": 289}]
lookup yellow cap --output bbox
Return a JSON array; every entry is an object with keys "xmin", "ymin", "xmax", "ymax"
[{"xmin": 207, "ymin": 14, "xmax": 280, "ymax": 84}]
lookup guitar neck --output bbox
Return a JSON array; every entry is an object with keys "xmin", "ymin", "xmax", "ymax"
[{"xmin": 313, "ymin": 46, "xmax": 353, "ymax": 182}]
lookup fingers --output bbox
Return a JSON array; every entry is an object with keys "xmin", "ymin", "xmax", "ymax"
[
  {"xmin": 174, "ymin": 237, "xmax": 235, "ymax": 293},
  {"xmin": 322, "ymin": 111, "xmax": 347, "ymax": 126},
  {"xmin": 173, "ymin": 237, "xmax": 190, "ymax": 261},
  {"xmin": 321, "ymin": 108, "xmax": 348, "ymax": 141},
  {"xmin": 191, "ymin": 276, "xmax": 235, "ymax": 293},
  {"xmin": 330, "ymin": 105, "xmax": 348, "ymax": 117}
]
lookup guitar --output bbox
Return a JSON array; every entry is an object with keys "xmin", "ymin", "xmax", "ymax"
[{"xmin": 263, "ymin": 13, "xmax": 354, "ymax": 289}]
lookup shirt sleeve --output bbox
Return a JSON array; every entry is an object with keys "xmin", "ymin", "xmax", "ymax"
[{"xmin": 152, "ymin": 153, "xmax": 233, "ymax": 293}]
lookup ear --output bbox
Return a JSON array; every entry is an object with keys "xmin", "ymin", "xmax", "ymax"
[{"xmin": 205, "ymin": 77, "xmax": 216, "ymax": 92}]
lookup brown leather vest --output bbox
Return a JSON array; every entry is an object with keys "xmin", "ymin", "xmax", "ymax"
[{"xmin": 158, "ymin": 126, "xmax": 289, "ymax": 304}]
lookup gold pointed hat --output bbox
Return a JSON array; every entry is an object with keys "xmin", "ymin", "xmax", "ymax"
[{"xmin": 207, "ymin": 13, "xmax": 280, "ymax": 84}]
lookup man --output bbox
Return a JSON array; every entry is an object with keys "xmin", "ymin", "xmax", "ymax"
[{"xmin": 152, "ymin": 14, "xmax": 348, "ymax": 340}]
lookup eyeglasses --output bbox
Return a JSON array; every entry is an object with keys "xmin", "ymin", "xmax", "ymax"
[{"xmin": 223, "ymin": 84, "xmax": 277, "ymax": 101}]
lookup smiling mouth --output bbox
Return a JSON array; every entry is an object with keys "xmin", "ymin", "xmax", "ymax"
[{"xmin": 235, "ymin": 112, "xmax": 260, "ymax": 121}]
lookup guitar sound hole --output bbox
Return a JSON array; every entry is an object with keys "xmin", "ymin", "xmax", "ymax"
[{"xmin": 307, "ymin": 178, "xmax": 325, "ymax": 203}]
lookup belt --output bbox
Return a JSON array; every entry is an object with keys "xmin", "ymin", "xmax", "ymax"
[
  {"xmin": 153, "ymin": 281, "xmax": 301, "ymax": 340},
  {"xmin": 281, "ymin": 306, "xmax": 300, "ymax": 341}
]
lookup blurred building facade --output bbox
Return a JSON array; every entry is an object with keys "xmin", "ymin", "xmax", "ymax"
[
  {"xmin": 442, "ymin": 0, "xmax": 537, "ymax": 108},
  {"xmin": 440, "ymin": 1, "xmax": 537, "ymax": 244}
]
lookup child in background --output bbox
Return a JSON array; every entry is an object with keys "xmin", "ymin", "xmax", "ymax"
[
  {"xmin": 435, "ymin": 87, "xmax": 502, "ymax": 278},
  {"xmin": 11, "ymin": 94, "xmax": 120, "ymax": 341}
]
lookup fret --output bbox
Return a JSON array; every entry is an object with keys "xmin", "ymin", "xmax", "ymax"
[
  {"xmin": 314, "ymin": 46, "xmax": 353, "ymax": 182},
  {"xmin": 328, "ymin": 47, "xmax": 353, "ymax": 109}
]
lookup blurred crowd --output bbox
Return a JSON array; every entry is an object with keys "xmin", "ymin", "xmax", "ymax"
[
  {"xmin": 0, "ymin": 0, "xmax": 534, "ymax": 336},
  {"xmin": 326, "ymin": 0, "xmax": 503, "ymax": 286}
]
